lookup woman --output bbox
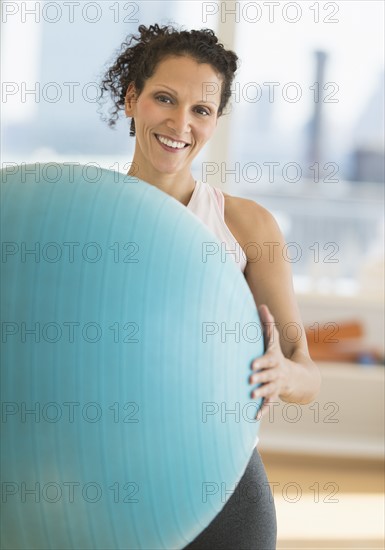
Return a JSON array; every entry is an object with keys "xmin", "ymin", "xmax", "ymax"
[{"xmin": 98, "ymin": 23, "xmax": 321, "ymax": 549}]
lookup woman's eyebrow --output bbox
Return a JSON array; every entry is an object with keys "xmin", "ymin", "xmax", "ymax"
[{"xmin": 151, "ymin": 83, "xmax": 218, "ymax": 106}]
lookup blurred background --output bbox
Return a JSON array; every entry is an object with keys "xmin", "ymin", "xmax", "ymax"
[{"xmin": 2, "ymin": 1, "xmax": 384, "ymax": 547}]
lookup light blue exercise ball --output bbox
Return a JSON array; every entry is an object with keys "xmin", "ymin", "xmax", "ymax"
[{"xmin": 1, "ymin": 163, "xmax": 263, "ymax": 549}]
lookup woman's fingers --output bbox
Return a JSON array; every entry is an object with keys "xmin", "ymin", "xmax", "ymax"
[
  {"xmin": 258, "ymin": 304, "xmax": 273, "ymax": 348},
  {"xmin": 249, "ymin": 367, "xmax": 277, "ymax": 386},
  {"xmin": 258, "ymin": 304, "xmax": 280, "ymax": 351},
  {"xmin": 249, "ymin": 361, "xmax": 280, "ymax": 399},
  {"xmin": 251, "ymin": 381, "xmax": 278, "ymax": 399},
  {"xmin": 249, "ymin": 304, "xmax": 287, "ymax": 410},
  {"xmin": 251, "ymin": 354, "xmax": 276, "ymax": 371}
]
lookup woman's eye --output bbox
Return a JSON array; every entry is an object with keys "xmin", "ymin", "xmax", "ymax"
[
  {"xmin": 156, "ymin": 95, "xmax": 172, "ymax": 104},
  {"xmin": 155, "ymin": 95, "xmax": 210, "ymax": 116},
  {"xmin": 196, "ymin": 107, "xmax": 210, "ymax": 116}
]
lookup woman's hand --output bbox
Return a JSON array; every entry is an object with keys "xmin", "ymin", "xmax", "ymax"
[{"xmin": 249, "ymin": 304, "xmax": 291, "ymax": 419}]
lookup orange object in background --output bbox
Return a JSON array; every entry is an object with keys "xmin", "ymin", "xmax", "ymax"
[{"xmin": 305, "ymin": 320, "xmax": 384, "ymax": 364}]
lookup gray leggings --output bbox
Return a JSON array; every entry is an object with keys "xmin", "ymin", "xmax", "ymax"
[{"xmin": 183, "ymin": 447, "xmax": 277, "ymax": 550}]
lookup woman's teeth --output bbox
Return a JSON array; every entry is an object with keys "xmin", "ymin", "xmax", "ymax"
[{"xmin": 156, "ymin": 134, "xmax": 187, "ymax": 149}]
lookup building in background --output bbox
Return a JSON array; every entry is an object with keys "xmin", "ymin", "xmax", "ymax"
[{"xmin": 350, "ymin": 70, "xmax": 385, "ymax": 184}]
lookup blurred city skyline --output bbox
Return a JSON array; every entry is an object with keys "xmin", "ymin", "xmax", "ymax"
[{"xmin": 2, "ymin": 0, "xmax": 384, "ymax": 184}]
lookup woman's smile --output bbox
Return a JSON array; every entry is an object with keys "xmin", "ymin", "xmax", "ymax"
[{"xmin": 154, "ymin": 133, "xmax": 191, "ymax": 152}]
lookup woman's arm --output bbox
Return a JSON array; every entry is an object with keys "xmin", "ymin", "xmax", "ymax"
[{"xmin": 227, "ymin": 197, "xmax": 322, "ymax": 414}]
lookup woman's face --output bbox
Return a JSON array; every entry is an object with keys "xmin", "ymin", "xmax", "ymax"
[{"xmin": 125, "ymin": 55, "xmax": 223, "ymax": 180}]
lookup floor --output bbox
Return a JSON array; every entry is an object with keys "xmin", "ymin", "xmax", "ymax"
[{"xmin": 260, "ymin": 452, "xmax": 385, "ymax": 550}]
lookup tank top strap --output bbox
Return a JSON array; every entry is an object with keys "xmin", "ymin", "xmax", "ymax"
[{"xmin": 211, "ymin": 185, "xmax": 225, "ymax": 217}]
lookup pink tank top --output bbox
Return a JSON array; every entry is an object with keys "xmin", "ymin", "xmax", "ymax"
[{"xmin": 186, "ymin": 180, "xmax": 247, "ymax": 273}]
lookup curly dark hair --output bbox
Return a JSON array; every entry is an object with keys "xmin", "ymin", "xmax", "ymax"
[{"xmin": 97, "ymin": 23, "xmax": 239, "ymax": 136}]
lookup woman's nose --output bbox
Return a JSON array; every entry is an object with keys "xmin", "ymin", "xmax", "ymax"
[{"xmin": 166, "ymin": 107, "xmax": 191, "ymax": 136}]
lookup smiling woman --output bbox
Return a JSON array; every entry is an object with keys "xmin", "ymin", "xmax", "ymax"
[
  {"xmin": 97, "ymin": 23, "xmax": 321, "ymax": 549},
  {"xmin": 123, "ymin": 56, "xmax": 222, "ymax": 195},
  {"xmin": 98, "ymin": 23, "xmax": 237, "ymax": 206}
]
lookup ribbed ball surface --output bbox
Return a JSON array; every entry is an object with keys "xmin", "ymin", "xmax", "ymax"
[{"xmin": 1, "ymin": 164, "xmax": 263, "ymax": 549}]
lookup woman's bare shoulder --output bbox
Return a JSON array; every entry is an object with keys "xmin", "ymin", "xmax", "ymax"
[{"xmin": 222, "ymin": 191, "xmax": 280, "ymax": 244}]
